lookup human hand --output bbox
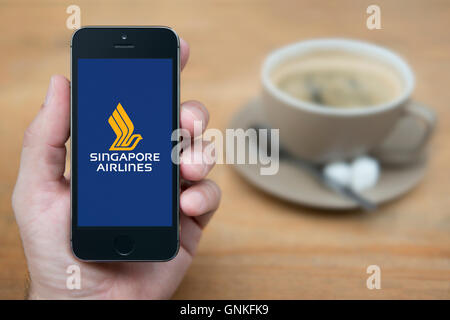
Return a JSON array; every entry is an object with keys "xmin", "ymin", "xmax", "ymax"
[{"xmin": 12, "ymin": 39, "xmax": 221, "ymax": 299}]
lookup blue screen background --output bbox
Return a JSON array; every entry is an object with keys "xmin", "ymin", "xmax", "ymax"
[{"xmin": 77, "ymin": 59, "xmax": 173, "ymax": 226}]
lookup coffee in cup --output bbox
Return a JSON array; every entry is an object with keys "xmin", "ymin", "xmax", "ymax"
[
  {"xmin": 261, "ymin": 39, "xmax": 435, "ymax": 163},
  {"xmin": 272, "ymin": 50, "xmax": 404, "ymax": 109}
]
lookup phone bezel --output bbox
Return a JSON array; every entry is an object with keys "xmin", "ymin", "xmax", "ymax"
[{"xmin": 70, "ymin": 27, "xmax": 180, "ymax": 261}]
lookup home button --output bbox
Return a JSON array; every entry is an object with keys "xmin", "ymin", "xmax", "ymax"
[{"xmin": 113, "ymin": 235, "xmax": 135, "ymax": 256}]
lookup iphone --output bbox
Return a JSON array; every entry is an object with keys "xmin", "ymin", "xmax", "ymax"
[{"xmin": 71, "ymin": 27, "xmax": 179, "ymax": 261}]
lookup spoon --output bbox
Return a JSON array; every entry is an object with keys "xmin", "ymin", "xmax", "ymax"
[{"xmin": 252, "ymin": 124, "xmax": 377, "ymax": 212}]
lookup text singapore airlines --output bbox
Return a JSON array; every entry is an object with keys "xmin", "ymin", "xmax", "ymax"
[{"xmin": 89, "ymin": 152, "xmax": 160, "ymax": 172}]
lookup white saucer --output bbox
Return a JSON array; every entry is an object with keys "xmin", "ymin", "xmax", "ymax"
[{"xmin": 229, "ymin": 98, "xmax": 428, "ymax": 210}]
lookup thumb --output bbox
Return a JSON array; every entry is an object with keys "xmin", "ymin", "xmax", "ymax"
[{"xmin": 18, "ymin": 75, "xmax": 70, "ymax": 184}]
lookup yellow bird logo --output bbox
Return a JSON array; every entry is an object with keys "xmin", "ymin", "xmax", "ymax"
[{"xmin": 108, "ymin": 103, "xmax": 143, "ymax": 151}]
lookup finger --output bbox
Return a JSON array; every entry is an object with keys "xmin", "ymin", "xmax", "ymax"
[
  {"xmin": 19, "ymin": 75, "xmax": 70, "ymax": 183},
  {"xmin": 180, "ymin": 140, "xmax": 215, "ymax": 181},
  {"xmin": 180, "ymin": 179, "xmax": 221, "ymax": 228},
  {"xmin": 180, "ymin": 100, "xmax": 209, "ymax": 138},
  {"xmin": 180, "ymin": 37, "xmax": 190, "ymax": 71},
  {"xmin": 25, "ymin": 75, "xmax": 70, "ymax": 149},
  {"xmin": 179, "ymin": 213, "xmax": 202, "ymax": 257}
]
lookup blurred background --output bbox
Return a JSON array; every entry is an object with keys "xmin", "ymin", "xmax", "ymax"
[{"xmin": 1, "ymin": 0, "xmax": 449, "ymax": 299}]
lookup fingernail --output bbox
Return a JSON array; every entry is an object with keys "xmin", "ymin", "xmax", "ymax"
[
  {"xmin": 188, "ymin": 191, "xmax": 206, "ymax": 213},
  {"xmin": 202, "ymin": 144, "xmax": 215, "ymax": 175},
  {"xmin": 44, "ymin": 76, "xmax": 55, "ymax": 106},
  {"xmin": 203, "ymin": 142, "xmax": 216, "ymax": 165},
  {"xmin": 184, "ymin": 105, "xmax": 206, "ymax": 131}
]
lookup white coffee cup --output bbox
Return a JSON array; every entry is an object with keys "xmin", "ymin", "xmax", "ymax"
[{"xmin": 261, "ymin": 38, "xmax": 435, "ymax": 164}]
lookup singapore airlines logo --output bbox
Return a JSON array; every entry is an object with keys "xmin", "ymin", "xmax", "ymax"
[{"xmin": 108, "ymin": 103, "xmax": 143, "ymax": 151}]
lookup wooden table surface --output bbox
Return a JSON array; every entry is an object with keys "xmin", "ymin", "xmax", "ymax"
[{"xmin": 1, "ymin": 0, "xmax": 449, "ymax": 299}]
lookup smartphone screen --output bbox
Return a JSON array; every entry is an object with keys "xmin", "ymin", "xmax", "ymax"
[
  {"xmin": 71, "ymin": 28, "xmax": 179, "ymax": 261},
  {"xmin": 77, "ymin": 58, "xmax": 173, "ymax": 226}
]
